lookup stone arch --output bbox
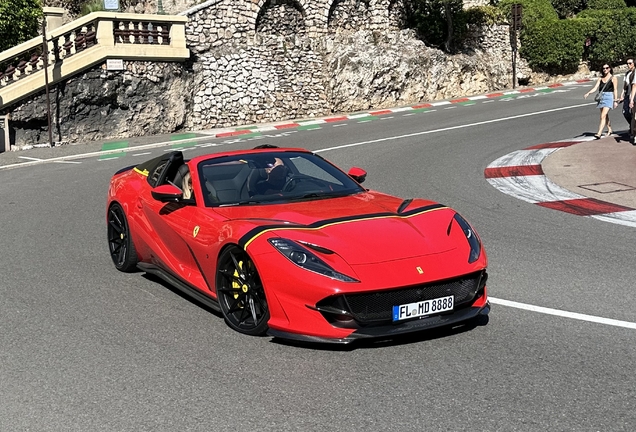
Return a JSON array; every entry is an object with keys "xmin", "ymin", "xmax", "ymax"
[
  {"xmin": 327, "ymin": 0, "xmax": 371, "ymax": 32},
  {"xmin": 255, "ymin": 0, "xmax": 308, "ymax": 35}
]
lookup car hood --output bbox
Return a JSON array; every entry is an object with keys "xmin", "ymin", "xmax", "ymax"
[{"xmin": 212, "ymin": 192, "xmax": 458, "ymax": 265}]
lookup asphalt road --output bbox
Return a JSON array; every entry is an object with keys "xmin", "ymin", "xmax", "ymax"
[{"xmin": 1, "ymin": 83, "xmax": 635, "ymax": 431}]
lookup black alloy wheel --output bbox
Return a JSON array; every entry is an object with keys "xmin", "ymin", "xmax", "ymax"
[
  {"xmin": 107, "ymin": 202, "xmax": 139, "ymax": 272},
  {"xmin": 216, "ymin": 246, "xmax": 269, "ymax": 335}
]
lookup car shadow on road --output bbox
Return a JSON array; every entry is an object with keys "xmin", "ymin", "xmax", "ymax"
[
  {"xmin": 271, "ymin": 314, "xmax": 490, "ymax": 351},
  {"xmin": 141, "ymin": 272, "xmax": 224, "ymax": 319}
]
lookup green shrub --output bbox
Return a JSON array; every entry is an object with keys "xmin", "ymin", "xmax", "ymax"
[
  {"xmin": 520, "ymin": 17, "xmax": 594, "ymax": 73},
  {"xmin": 551, "ymin": 0, "xmax": 587, "ymax": 18},
  {"xmin": 586, "ymin": 0, "xmax": 626, "ymax": 9},
  {"xmin": 498, "ymin": 0, "xmax": 559, "ymax": 26},
  {"xmin": 80, "ymin": 0, "xmax": 105, "ymax": 15},
  {"xmin": 0, "ymin": 0, "xmax": 42, "ymax": 51},
  {"xmin": 411, "ymin": 0, "xmax": 465, "ymax": 51},
  {"xmin": 463, "ymin": 5, "xmax": 507, "ymax": 25},
  {"xmin": 577, "ymin": 8, "xmax": 636, "ymax": 67}
]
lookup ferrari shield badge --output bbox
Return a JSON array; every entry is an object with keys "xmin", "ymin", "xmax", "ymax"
[
  {"xmin": 416, "ymin": 266, "xmax": 424, "ymax": 274},
  {"xmin": 193, "ymin": 226, "xmax": 200, "ymax": 238}
]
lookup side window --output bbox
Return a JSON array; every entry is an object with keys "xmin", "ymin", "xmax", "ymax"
[{"xmin": 149, "ymin": 161, "xmax": 168, "ymax": 187}]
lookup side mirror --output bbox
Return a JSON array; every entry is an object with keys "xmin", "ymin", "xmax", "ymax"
[
  {"xmin": 348, "ymin": 167, "xmax": 367, "ymax": 184},
  {"xmin": 151, "ymin": 184, "xmax": 183, "ymax": 203}
]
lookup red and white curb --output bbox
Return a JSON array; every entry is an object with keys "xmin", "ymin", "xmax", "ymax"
[
  {"xmin": 205, "ymin": 80, "xmax": 592, "ymax": 138},
  {"xmin": 485, "ymin": 137, "xmax": 636, "ymax": 228}
]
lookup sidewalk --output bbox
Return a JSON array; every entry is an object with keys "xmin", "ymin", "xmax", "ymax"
[{"xmin": 541, "ymin": 132, "xmax": 636, "ymax": 209}]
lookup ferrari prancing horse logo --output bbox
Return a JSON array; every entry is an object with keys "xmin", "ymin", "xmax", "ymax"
[
  {"xmin": 416, "ymin": 266, "xmax": 424, "ymax": 274},
  {"xmin": 193, "ymin": 226, "xmax": 200, "ymax": 238}
]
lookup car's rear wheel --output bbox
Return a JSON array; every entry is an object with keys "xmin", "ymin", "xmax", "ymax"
[
  {"xmin": 107, "ymin": 202, "xmax": 139, "ymax": 272},
  {"xmin": 216, "ymin": 245, "xmax": 269, "ymax": 335}
]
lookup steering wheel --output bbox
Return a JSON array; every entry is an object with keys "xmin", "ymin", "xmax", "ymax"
[{"xmin": 282, "ymin": 175, "xmax": 328, "ymax": 192}]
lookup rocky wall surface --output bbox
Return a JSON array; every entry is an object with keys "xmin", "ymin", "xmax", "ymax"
[
  {"xmin": 6, "ymin": 0, "xmax": 531, "ymax": 146},
  {"xmin": 8, "ymin": 62, "xmax": 191, "ymax": 146}
]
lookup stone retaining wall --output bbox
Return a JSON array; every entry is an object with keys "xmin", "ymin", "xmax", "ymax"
[{"xmin": 7, "ymin": 0, "xmax": 524, "ymax": 146}]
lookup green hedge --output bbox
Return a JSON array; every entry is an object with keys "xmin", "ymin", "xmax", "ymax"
[
  {"xmin": 520, "ymin": 18, "xmax": 594, "ymax": 73},
  {"xmin": 586, "ymin": 0, "xmax": 626, "ymax": 9},
  {"xmin": 0, "ymin": 0, "xmax": 42, "ymax": 51},
  {"xmin": 502, "ymin": 0, "xmax": 636, "ymax": 74},
  {"xmin": 498, "ymin": 0, "xmax": 559, "ymax": 25},
  {"xmin": 577, "ymin": 8, "xmax": 636, "ymax": 68}
]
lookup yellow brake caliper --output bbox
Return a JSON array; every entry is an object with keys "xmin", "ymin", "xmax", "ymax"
[{"xmin": 232, "ymin": 260, "xmax": 249, "ymax": 307}]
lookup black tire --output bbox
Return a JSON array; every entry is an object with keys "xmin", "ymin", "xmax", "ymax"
[
  {"xmin": 107, "ymin": 202, "xmax": 139, "ymax": 272},
  {"xmin": 216, "ymin": 245, "xmax": 269, "ymax": 335}
]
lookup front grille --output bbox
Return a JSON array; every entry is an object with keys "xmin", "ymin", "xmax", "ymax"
[{"xmin": 318, "ymin": 271, "xmax": 485, "ymax": 324}]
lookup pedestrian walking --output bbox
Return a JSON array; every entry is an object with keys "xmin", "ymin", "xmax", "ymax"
[
  {"xmin": 617, "ymin": 59, "xmax": 635, "ymax": 128},
  {"xmin": 584, "ymin": 64, "xmax": 619, "ymax": 139}
]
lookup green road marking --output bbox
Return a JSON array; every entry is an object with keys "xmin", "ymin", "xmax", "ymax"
[
  {"xmin": 233, "ymin": 132, "xmax": 263, "ymax": 139},
  {"xmin": 99, "ymin": 152, "xmax": 125, "ymax": 160},
  {"xmin": 459, "ymin": 102, "xmax": 476, "ymax": 106},
  {"xmin": 298, "ymin": 124, "xmax": 321, "ymax": 130},
  {"xmin": 171, "ymin": 133, "xmax": 197, "ymax": 140},
  {"xmin": 99, "ymin": 140, "xmax": 128, "ymax": 160},
  {"xmin": 411, "ymin": 108, "xmax": 432, "ymax": 113},
  {"xmin": 101, "ymin": 140, "xmax": 128, "ymax": 151},
  {"xmin": 537, "ymin": 88, "xmax": 553, "ymax": 93}
]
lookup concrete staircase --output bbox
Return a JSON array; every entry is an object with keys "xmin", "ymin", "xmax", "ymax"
[{"xmin": 0, "ymin": 11, "xmax": 189, "ymax": 111}]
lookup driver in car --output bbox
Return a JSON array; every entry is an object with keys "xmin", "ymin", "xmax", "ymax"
[{"xmin": 252, "ymin": 157, "xmax": 287, "ymax": 195}]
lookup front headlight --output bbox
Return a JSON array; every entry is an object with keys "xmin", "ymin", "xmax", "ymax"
[
  {"xmin": 268, "ymin": 238, "xmax": 358, "ymax": 282},
  {"xmin": 453, "ymin": 213, "xmax": 481, "ymax": 263}
]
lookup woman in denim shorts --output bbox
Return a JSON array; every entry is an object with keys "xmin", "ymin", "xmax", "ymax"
[{"xmin": 584, "ymin": 64, "xmax": 619, "ymax": 139}]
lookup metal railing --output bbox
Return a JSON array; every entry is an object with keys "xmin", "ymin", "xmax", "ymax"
[{"xmin": 0, "ymin": 12, "xmax": 189, "ymax": 110}]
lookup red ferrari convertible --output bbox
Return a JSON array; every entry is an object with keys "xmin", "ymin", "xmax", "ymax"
[{"xmin": 107, "ymin": 146, "xmax": 489, "ymax": 344}]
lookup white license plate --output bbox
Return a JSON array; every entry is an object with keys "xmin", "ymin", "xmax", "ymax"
[{"xmin": 392, "ymin": 295, "xmax": 454, "ymax": 322}]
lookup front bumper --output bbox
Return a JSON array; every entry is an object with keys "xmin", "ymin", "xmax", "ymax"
[{"xmin": 267, "ymin": 302, "xmax": 490, "ymax": 345}]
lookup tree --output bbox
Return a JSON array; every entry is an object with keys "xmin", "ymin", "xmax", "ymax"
[
  {"xmin": 404, "ymin": 0, "xmax": 465, "ymax": 52},
  {"xmin": 0, "ymin": 0, "xmax": 43, "ymax": 52}
]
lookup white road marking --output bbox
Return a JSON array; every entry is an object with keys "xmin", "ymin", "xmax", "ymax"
[
  {"xmin": 19, "ymin": 156, "xmax": 43, "ymax": 161},
  {"xmin": 133, "ymin": 152, "xmax": 152, "ymax": 156},
  {"xmin": 402, "ymin": 113, "xmax": 416, "ymax": 116},
  {"xmin": 316, "ymin": 103, "xmax": 594, "ymax": 154},
  {"xmin": 332, "ymin": 123, "xmax": 348, "ymax": 127},
  {"xmin": 488, "ymin": 148, "xmax": 558, "ymax": 167},
  {"xmin": 591, "ymin": 211, "xmax": 636, "ymax": 227},
  {"xmin": 444, "ymin": 106, "xmax": 457, "ymax": 110},
  {"xmin": 482, "ymin": 100, "xmax": 495, "ymax": 103},
  {"xmin": 486, "ymin": 175, "xmax": 584, "ymax": 204},
  {"xmin": 489, "ymin": 297, "xmax": 636, "ymax": 330},
  {"xmin": 380, "ymin": 116, "xmax": 394, "ymax": 119}
]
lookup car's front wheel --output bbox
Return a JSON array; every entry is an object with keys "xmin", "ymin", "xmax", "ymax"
[
  {"xmin": 107, "ymin": 202, "xmax": 139, "ymax": 272},
  {"xmin": 216, "ymin": 245, "xmax": 269, "ymax": 336}
]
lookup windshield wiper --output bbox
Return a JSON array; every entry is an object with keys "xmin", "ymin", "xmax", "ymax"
[
  {"xmin": 219, "ymin": 200, "xmax": 262, "ymax": 207},
  {"xmin": 294, "ymin": 191, "xmax": 351, "ymax": 200}
]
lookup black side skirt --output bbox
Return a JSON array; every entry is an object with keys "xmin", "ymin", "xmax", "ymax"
[{"xmin": 137, "ymin": 262, "xmax": 221, "ymax": 313}]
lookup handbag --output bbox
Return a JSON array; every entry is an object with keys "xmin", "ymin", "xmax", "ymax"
[{"xmin": 594, "ymin": 78, "xmax": 611, "ymax": 102}]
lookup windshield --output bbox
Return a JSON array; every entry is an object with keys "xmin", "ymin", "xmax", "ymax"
[{"xmin": 196, "ymin": 151, "xmax": 365, "ymax": 207}]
